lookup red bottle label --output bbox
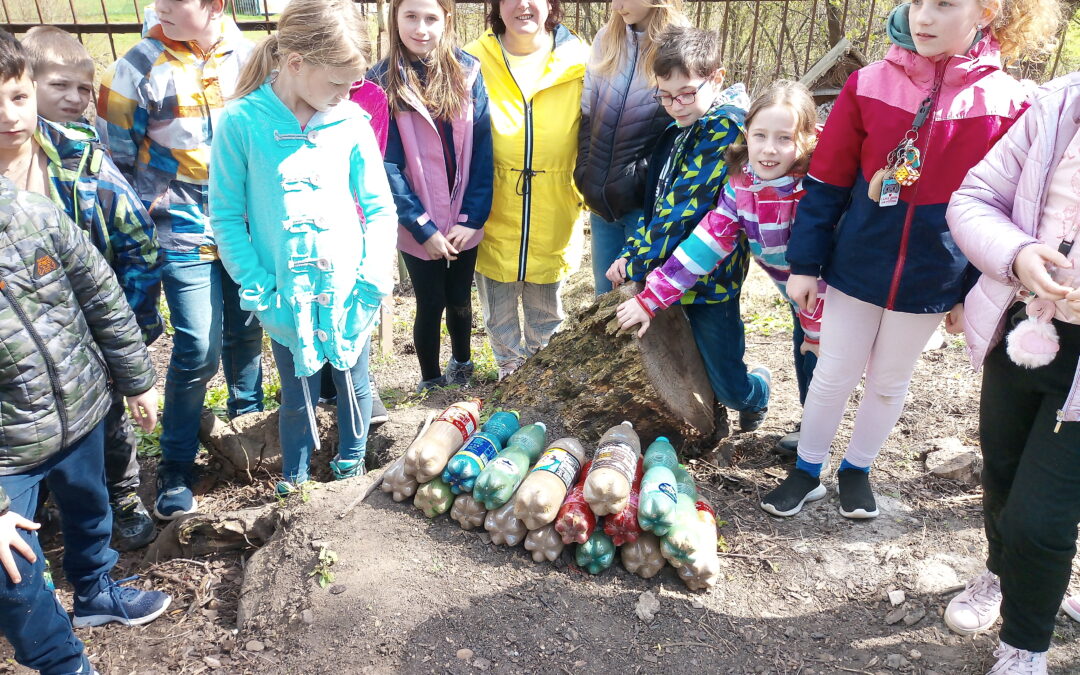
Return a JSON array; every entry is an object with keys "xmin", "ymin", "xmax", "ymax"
[{"xmin": 439, "ymin": 404, "xmax": 478, "ymax": 442}]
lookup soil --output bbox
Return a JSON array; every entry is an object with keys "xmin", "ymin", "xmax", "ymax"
[{"xmin": 6, "ymin": 254, "xmax": 1080, "ymax": 675}]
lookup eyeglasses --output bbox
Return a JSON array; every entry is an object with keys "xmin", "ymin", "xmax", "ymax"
[{"xmin": 653, "ymin": 82, "xmax": 706, "ymax": 107}]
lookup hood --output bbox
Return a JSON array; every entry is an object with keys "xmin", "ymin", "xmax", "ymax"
[
  {"xmin": 471, "ymin": 23, "xmax": 588, "ymax": 90},
  {"xmin": 143, "ymin": 6, "xmax": 246, "ymax": 61},
  {"xmin": 711, "ymin": 82, "xmax": 750, "ymax": 127},
  {"xmin": 884, "ymin": 3, "xmax": 1001, "ymax": 88},
  {"xmin": 238, "ymin": 80, "xmax": 365, "ymax": 131},
  {"xmin": 36, "ymin": 117, "xmax": 97, "ymax": 159}
]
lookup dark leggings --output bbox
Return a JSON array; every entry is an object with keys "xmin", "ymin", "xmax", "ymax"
[{"xmin": 402, "ymin": 247, "xmax": 477, "ymax": 381}]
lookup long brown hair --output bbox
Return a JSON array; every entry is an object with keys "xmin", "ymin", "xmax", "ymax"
[
  {"xmin": 725, "ymin": 80, "xmax": 818, "ymax": 177},
  {"xmin": 384, "ymin": 0, "xmax": 469, "ymax": 120},
  {"xmin": 593, "ymin": 0, "xmax": 688, "ymax": 82}
]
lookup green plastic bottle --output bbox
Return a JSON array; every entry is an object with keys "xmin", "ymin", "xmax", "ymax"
[
  {"xmin": 643, "ymin": 437, "xmax": 679, "ymax": 472},
  {"xmin": 575, "ymin": 529, "xmax": 615, "ymax": 574},
  {"xmin": 473, "ymin": 422, "xmax": 547, "ymax": 509},
  {"xmin": 442, "ymin": 411, "xmax": 521, "ymax": 494},
  {"xmin": 660, "ymin": 466, "xmax": 703, "ymax": 566},
  {"xmin": 638, "ymin": 437, "xmax": 680, "ymax": 535}
]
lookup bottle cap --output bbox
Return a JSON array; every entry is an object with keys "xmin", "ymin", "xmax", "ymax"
[
  {"xmin": 621, "ymin": 420, "xmax": 633, "ymax": 427},
  {"xmin": 535, "ymin": 422, "xmax": 547, "ymax": 430},
  {"xmin": 656, "ymin": 436, "xmax": 669, "ymax": 442}
]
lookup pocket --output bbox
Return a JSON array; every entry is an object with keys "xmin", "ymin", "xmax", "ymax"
[
  {"xmin": 255, "ymin": 293, "xmax": 296, "ymax": 344},
  {"xmin": 339, "ymin": 279, "xmax": 381, "ymax": 340}
]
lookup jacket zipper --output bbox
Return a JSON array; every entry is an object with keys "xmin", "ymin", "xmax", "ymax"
[
  {"xmin": 500, "ymin": 43, "xmax": 536, "ymax": 282},
  {"xmin": 599, "ymin": 29, "xmax": 638, "ymax": 220},
  {"xmin": 0, "ymin": 281, "xmax": 69, "ymax": 447}
]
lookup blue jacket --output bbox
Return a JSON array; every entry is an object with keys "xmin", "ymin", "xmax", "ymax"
[{"xmin": 209, "ymin": 81, "xmax": 398, "ymax": 377}]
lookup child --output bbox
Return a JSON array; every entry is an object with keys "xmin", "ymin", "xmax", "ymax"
[
  {"xmin": 766, "ymin": 0, "xmax": 1062, "ymax": 521},
  {"xmin": 942, "ymin": 69, "xmax": 1076, "ymax": 673},
  {"xmin": 370, "ymin": 0, "xmax": 493, "ymax": 393},
  {"xmin": 210, "ymin": 0, "xmax": 397, "ymax": 493},
  {"xmin": 0, "ymin": 174, "xmax": 170, "ymax": 672},
  {"xmin": 616, "ymin": 80, "xmax": 823, "ymax": 449},
  {"xmin": 576, "ymin": 0, "xmax": 688, "ymax": 295},
  {"xmin": 605, "ymin": 25, "xmax": 765, "ymax": 431},
  {"xmin": 97, "ymin": 0, "xmax": 264, "ymax": 521},
  {"xmin": 6, "ymin": 29, "xmax": 163, "ymax": 552}
]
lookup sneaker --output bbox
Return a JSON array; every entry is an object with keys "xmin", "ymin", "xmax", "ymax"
[
  {"xmin": 944, "ymin": 570, "xmax": 1002, "ymax": 635},
  {"xmin": 497, "ymin": 360, "xmax": 523, "ymax": 382},
  {"xmin": 739, "ymin": 366, "xmax": 772, "ymax": 432},
  {"xmin": 275, "ymin": 480, "xmax": 299, "ymax": 498},
  {"xmin": 775, "ymin": 427, "xmax": 800, "ymax": 455},
  {"xmin": 110, "ymin": 492, "xmax": 156, "ymax": 551},
  {"xmin": 444, "ymin": 358, "xmax": 475, "ymax": 387},
  {"xmin": 760, "ymin": 468, "xmax": 826, "ymax": 517},
  {"xmin": 416, "ymin": 375, "xmax": 446, "ymax": 393},
  {"xmin": 330, "ymin": 456, "xmax": 366, "ymax": 480},
  {"xmin": 837, "ymin": 468, "xmax": 879, "ymax": 519},
  {"xmin": 153, "ymin": 467, "xmax": 197, "ymax": 521},
  {"xmin": 1061, "ymin": 594, "xmax": 1080, "ymax": 622},
  {"xmin": 987, "ymin": 642, "xmax": 1048, "ymax": 675},
  {"xmin": 369, "ymin": 385, "xmax": 389, "ymax": 429},
  {"xmin": 72, "ymin": 576, "xmax": 171, "ymax": 628}
]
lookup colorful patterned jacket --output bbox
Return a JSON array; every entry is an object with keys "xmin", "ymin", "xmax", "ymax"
[{"xmin": 37, "ymin": 117, "xmax": 162, "ymax": 343}]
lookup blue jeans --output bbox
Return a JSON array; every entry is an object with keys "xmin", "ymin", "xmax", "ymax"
[
  {"xmin": 0, "ymin": 421, "xmax": 113, "ymax": 674},
  {"xmin": 272, "ymin": 339, "xmax": 371, "ymax": 484},
  {"xmin": 791, "ymin": 307, "xmax": 819, "ymax": 406},
  {"xmin": 590, "ymin": 210, "xmax": 642, "ymax": 295},
  {"xmin": 159, "ymin": 259, "xmax": 264, "ymax": 469},
  {"xmin": 685, "ymin": 299, "xmax": 769, "ymax": 414}
]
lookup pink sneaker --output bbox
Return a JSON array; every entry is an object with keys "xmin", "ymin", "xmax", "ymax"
[
  {"xmin": 944, "ymin": 570, "xmax": 1002, "ymax": 635},
  {"xmin": 986, "ymin": 642, "xmax": 1047, "ymax": 675},
  {"xmin": 1061, "ymin": 594, "xmax": 1080, "ymax": 622}
]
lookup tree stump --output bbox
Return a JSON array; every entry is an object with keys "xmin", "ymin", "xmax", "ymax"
[{"xmin": 489, "ymin": 283, "xmax": 724, "ymax": 450}]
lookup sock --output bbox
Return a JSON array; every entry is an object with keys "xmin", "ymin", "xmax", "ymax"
[
  {"xmin": 795, "ymin": 457, "xmax": 822, "ymax": 478},
  {"xmin": 839, "ymin": 458, "xmax": 870, "ymax": 473}
]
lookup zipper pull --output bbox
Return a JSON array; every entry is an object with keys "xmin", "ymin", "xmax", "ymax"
[{"xmin": 1055, "ymin": 409, "xmax": 1064, "ymax": 434}]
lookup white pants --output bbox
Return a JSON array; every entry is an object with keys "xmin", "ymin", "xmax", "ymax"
[
  {"xmin": 475, "ymin": 273, "xmax": 564, "ymax": 367},
  {"xmin": 797, "ymin": 287, "xmax": 944, "ymax": 468}
]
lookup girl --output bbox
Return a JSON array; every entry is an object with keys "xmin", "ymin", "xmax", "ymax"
[
  {"xmin": 210, "ymin": 0, "xmax": 398, "ymax": 493},
  {"xmin": 766, "ymin": 0, "xmax": 1062, "ymax": 521},
  {"xmin": 575, "ymin": 0, "xmax": 688, "ymax": 295},
  {"xmin": 943, "ymin": 71, "xmax": 1079, "ymax": 673},
  {"xmin": 370, "ymin": 0, "xmax": 494, "ymax": 393},
  {"xmin": 615, "ymin": 80, "xmax": 824, "ymax": 447}
]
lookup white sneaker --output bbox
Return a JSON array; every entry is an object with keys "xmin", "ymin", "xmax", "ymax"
[
  {"xmin": 1061, "ymin": 594, "xmax": 1080, "ymax": 622},
  {"xmin": 986, "ymin": 642, "xmax": 1047, "ymax": 675},
  {"xmin": 945, "ymin": 570, "xmax": 1002, "ymax": 635}
]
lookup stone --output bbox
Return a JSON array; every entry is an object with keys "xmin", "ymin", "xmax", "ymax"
[
  {"xmin": 915, "ymin": 559, "xmax": 961, "ymax": 594},
  {"xmin": 925, "ymin": 438, "xmax": 982, "ymax": 484},
  {"xmin": 330, "ymin": 584, "xmax": 347, "ymax": 595},
  {"xmin": 245, "ymin": 641, "xmax": 265, "ymax": 652},
  {"xmin": 888, "ymin": 590, "xmax": 906, "ymax": 606},
  {"xmin": 456, "ymin": 648, "xmax": 474, "ymax": 660},
  {"xmin": 885, "ymin": 607, "xmax": 907, "ymax": 625},
  {"xmin": 903, "ymin": 606, "xmax": 927, "ymax": 626},
  {"xmin": 473, "ymin": 658, "xmax": 491, "ymax": 670},
  {"xmin": 885, "ymin": 653, "xmax": 909, "ymax": 669},
  {"xmin": 203, "ymin": 656, "xmax": 222, "ymax": 669},
  {"xmin": 635, "ymin": 591, "xmax": 661, "ymax": 623}
]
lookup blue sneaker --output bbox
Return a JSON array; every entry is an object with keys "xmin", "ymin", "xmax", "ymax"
[
  {"xmin": 153, "ymin": 466, "xmax": 197, "ymax": 520},
  {"xmin": 275, "ymin": 480, "xmax": 299, "ymax": 498},
  {"xmin": 72, "ymin": 576, "xmax": 171, "ymax": 628},
  {"xmin": 330, "ymin": 457, "xmax": 365, "ymax": 480}
]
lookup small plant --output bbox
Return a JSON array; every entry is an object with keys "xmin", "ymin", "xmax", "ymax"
[
  {"xmin": 310, "ymin": 545, "xmax": 338, "ymax": 588},
  {"xmin": 134, "ymin": 422, "xmax": 163, "ymax": 458}
]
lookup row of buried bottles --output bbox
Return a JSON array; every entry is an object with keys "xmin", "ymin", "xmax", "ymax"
[{"xmin": 379, "ymin": 399, "xmax": 720, "ymax": 591}]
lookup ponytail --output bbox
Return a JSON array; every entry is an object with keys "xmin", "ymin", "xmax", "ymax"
[
  {"xmin": 233, "ymin": 35, "xmax": 279, "ymax": 100},
  {"xmin": 991, "ymin": 0, "xmax": 1062, "ymax": 64}
]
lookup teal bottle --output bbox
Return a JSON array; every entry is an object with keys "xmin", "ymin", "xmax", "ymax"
[
  {"xmin": 575, "ymin": 529, "xmax": 616, "ymax": 574},
  {"xmin": 442, "ymin": 411, "xmax": 521, "ymax": 494},
  {"xmin": 660, "ymin": 466, "xmax": 702, "ymax": 566},
  {"xmin": 638, "ymin": 437, "xmax": 681, "ymax": 535},
  {"xmin": 473, "ymin": 422, "xmax": 547, "ymax": 509},
  {"xmin": 643, "ymin": 437, "xmax": 678, "ymax": 472}
]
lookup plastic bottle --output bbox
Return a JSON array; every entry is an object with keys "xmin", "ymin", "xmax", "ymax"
[
  {"xmin": 380, "ymin": 454, "xmax": 419, "ymax": 502},
  {"xmin": 513, "ymin": 437, "xmax": 587, "ymax": 530},
  {"xmin": 554, "ymin": 460, "xmax": 596, "ymax": 545},
  {"xmin": 524, "ymin": 524, "xmax": 565, "ymax": 563},
  {"xmin": 404, "ymin": 399, "xmax": 482, "ymax": 478},
  {"xmin": 450, "ymin": 493, "xmax": 487, "ymax": 530},
  {"xmin": 638, "ymin": 440, "xmax": 682, "ymax": 535},
  {"xmin": 473, "ymin": 423, "xmax": 548, "ymax": 510},
  {"xmin": 442, "ymin": 411, "xmax": 521, "ymax": 494},
  {"xmin": 643, "ymin": 436, "xmax": 679, "ymax": 472},
  {"xmin": 584, "ymin": 421, "xmax": 641, "ymax": 516},
  {"xmin": 575, "ymin": 528, "xmax": 615, "ymax": 574},
  {"xmin": 484, "ymin": 499, "xmax": 528, "ymax": 547},
  {"xmin": 621, "ymin": 532, "xmax": 666, "ymax": 579},
  {"xmin": 414, "ymin": 477, "xmax": 454, "ymax": 518},
  {"xmin": 604, "ymin": 457, "xmax": 645, "ymax": 546},
  {"xmin": 661, "ymin": 470, "xmax": 705, "ymax": 567},
  {"xmin": 677, "ymin": 499, "xmax": 720, "ymax": 591}
]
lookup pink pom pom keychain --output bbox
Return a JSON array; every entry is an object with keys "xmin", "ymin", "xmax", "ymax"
[{"xmin": 1006, "ymin": 298, "xmax": 1060, "ymax": 368}]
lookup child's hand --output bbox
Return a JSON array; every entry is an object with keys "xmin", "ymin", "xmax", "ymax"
[
  {"xmin": 126, "ymin": 389, "xmax": 159, "ymax": 433},
  {"xmin": 422, "ymin": 232, "xmax": 459, "ymax": 261},
  {"xmin": 606, "ymin": 259, "xmax": 628, "ymax": 288},
  {"xmin": 445, "ymin": 225, "xmax": 475, "ymax": 252},
  {"xmin": 1065, "ymin": 287, "xmax": 1080, "ymax": 315},
  {"xmin": 615, "ymin": 298, "xmax": 652, "ymax": 337},
  {"xmin": 944, "ymin": 303, "xmax": 965, "ymax": 335},
  {"xmin": 0, "ymin": 512, "xmax": 39, "ymax": 584},
  {"xmin": 800, "ymin": 340, "xmax": 820, "ymax": 356},
  {"xmin": 1014, "ymin": 244, "xmax": 1073, "ymax": 300},
  {"xmin": 787, "ymin": 275, "xmax": 819, "ymax": 314}
]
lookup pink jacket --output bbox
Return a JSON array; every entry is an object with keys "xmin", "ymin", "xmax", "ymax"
[{"xmin": 947, "ymin": 72, "xmax": 1080, "ymax": 424}]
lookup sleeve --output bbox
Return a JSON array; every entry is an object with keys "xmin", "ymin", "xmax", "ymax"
[
  {"xmin": 368, "ymin": 89, "xmax": 390, "ymax": 155},
  {"xmin": 383, "ymin": 114, "xmax": 438, "ymax": 244},
  {"xmin": 458, "ymin": 72, "xmax": 494, "ymax": 230},
  {"xmin": 353, "ymin": 121, "xmax": 400, "ymax": 297},
  {"xmin": 95, "ymin": 58, "xmax": 149, "ymax": 185},
  {"xmin": 573, "ymin": 53, "xmax": 597, "ymax": 196},
  {"xmin": 796, "ymin": 281, "xmax": 826, "ymax": 345}
]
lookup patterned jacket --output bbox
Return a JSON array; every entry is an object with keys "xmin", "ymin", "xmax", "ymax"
[
  {"xmin": 619, "ymin": 85, "xmax": 751, "ymax": 304},
  {"xmin": 37, "ymin": 117, "xmax": 162, "ymax": 343},
  {"xmin": 96, "ymin": 18, "xmax": 253, "ymax": 262},
  {"xmin": 0, "ymin": 177, "xmax": 155, "ymax": 483}
]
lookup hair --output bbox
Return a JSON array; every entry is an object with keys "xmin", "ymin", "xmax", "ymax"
[
  {"xmin": 650, "ymin": 25, "xmax": 722, "ymax": 80},
  {"xmin": 487, "ymin": 0, "xmax": 563, "ymax": 35},
  {"xmin": 987, "ymin": 0, "xmax": 1062, "ymax": 64},
  {"xmin": 21, "ymin": 26, "xmax": 93, "ymax": 78},
  {"xmin": 233, "ymin": 0, "xmax": 370, "ymax": 100},
  {"xmin": 0, "ymin": 30, "xmax": 31, "ymax": 81},
  {"xmin": 384, "ymin": 0, "xmax": 469, "ymax": 120},
  {"xmin": 725, "ymin": 80, "xmax": 818, "ymax": 177},
  {"xmin": 593, "ymin": 0, "xmax": 689, "ymax": 81}
]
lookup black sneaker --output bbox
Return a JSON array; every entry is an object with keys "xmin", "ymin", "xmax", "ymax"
[
  {"xmin": 369, "ymin": 385, "xmax": 389, "ymax": 429},
  {"xmin": 444, "ymin": 358, "xmax": 474, "ymax": 386},
  {"xmin": 739, "ymin": 407, "xmax": 769, "ymax": 432},
  {"xmin": 760, "ymin": 468, "xmax": 826, "ymax": 517},
  {"xmin": 110, "ymin": 492, "xmax": 157, "ymax": 551},
  {"xmin": 415, "ymin": 376, "xmax": 446, "ymax": 394},
  {"xmin": 837, "ymin": 468, "xmax": 879, "ymax": 519},
  {"xmin": 775, "ymin": 424, "xmax": 801, "ymax": 456}
]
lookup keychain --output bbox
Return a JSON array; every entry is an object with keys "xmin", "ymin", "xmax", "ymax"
[{"xmin": 868, "ymin": 85, "xmax": 935, "ymax": 208}]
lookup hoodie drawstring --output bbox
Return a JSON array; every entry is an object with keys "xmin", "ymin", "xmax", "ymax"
[{"xmin": 300, "ymin": 377, "xmax": 321, "ymax": 451}]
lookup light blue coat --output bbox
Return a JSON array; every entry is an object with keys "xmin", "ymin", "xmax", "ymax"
[{"xmin": 210, "ymin": 81, "xmax": 398, "ymax": 378}]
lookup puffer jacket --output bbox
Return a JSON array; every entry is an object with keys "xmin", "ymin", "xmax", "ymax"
[
  {"xmin": 574, "ymin": 24, "xmax": 669, "ymax": 222},
  {"xmin": 947, "ymin": 72, "xmax": 1080, "ymax": 424},
  {"xmin": 0, "ymin": 177, "xmax": 155, "ymax": 482}
]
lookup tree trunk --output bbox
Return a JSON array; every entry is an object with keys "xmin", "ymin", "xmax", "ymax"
[
  {"xmin": 143, "ymin": 505, "xmax": 284, "ymax": 563},
  {"xmin": 489, "ymin": 283, "xmax": 726, "ymax": 451}
]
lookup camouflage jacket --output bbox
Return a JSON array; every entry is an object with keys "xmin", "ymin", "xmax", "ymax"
[{"xmin": 0, "ymin": 176, "xmax": 155, "ymax": 480}]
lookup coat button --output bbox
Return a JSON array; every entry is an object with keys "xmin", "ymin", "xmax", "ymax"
[
  {"xmin": 316, "ymin": 329, "xmax": 329, "ymax": 342},
  {"xmin": 316, "ymin": 258, "xmax": 331, "ymax": 270},
  {"xmin": 307, "ymin": 130, "xmax": 319, "ymax": 142},
  {"xmin": 316, "ymin": 293, "xmax": 330, "ymax": 305}
]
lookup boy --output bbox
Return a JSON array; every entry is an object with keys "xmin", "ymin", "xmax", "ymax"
[
  {"xmin": 8, "ymin": 28, "xmax": 162, "ymax": 551},
  {"xmin": 0, "ymin": 172, "xmax": 171, "ymax": 673},
  {"xmin": 97, "ymin": 0, "xmax": 264, "ymax": 520},
  {"xmin": 606, "ymin": 26, "xmax": 770, "ymax": 431}
]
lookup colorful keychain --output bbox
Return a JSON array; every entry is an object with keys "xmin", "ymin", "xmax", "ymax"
[{"xmin": 869, "ymin": 87, "xmax": 936, "ymax": 208}]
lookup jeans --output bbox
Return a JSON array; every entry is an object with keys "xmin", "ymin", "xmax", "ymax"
[
  {"xmin": 590, "ymin": 210, "xmax": 642, "ymax": 295},
  {"xmin": 402, "ymin": 247, "xmax": 478, "ymax": 381},
  {"xmin": 0, "ymin": 421, "xmax": 114, "ymax": 674},
  {"xmin": 475, "ymin": 273, "xmax": 563, "ymax": 368},
  {"xmin": 104, "ymin": 390, "xmax": 140, "ymax": 499},
  {"xmin": 981, "ymin": 314, "xmax": 1080, "ymax": 653},
  {"xmin": 791, "ymin": 307, "xmax": 819, "ymax": 406},
  {"xmin": 684, "ymin": 299, "xmax": 769, "ymax": 414},
  {"xmin": 272, "ymin": 339, "xmax": 371, "ymax": 484},
  {"xmin": 159, "ymin": 259, "xmax": 264, "ymax": 470}
]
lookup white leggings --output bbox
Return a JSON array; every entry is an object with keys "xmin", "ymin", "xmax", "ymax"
[{"xmin": 797, "ymin": 287, "xmax": 944, "ymax": 468}]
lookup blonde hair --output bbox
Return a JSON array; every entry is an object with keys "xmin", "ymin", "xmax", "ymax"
[
  {"xmin": 21, "ymin": 26, "xmax": 93, "ymax": 77},
  {"xmin": 988, "ymin": 0, "xmax": 1062, "ymax": 64},
  {"xmin": 726, "ymin": 80, "xmax": 818, "ymax": 176},
  {"xmin": 233, "ymin": 0, "xmax": 370, "ymax": 101},
  {"xmin": 384, "ymin": 0, "xmax": 469, "ymax": 120},
  {"xmin": 594, "ymin": 0, "xmax": 689, "ymax": 80}
]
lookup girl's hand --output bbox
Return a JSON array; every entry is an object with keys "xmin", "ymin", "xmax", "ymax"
[
  {"xmin": 615, "ymin": 297, "xmax": 652, "ymax": 337},
  {"xmin": 1014, "ymin": 244, "xmax": 1073, "ymax": 300},
  {"xmin": 0, "ymin": 512, "xmax": 39, "ymax": 584},
  {"xmin": 787, "ymin": 275, "xmax": 819, "ymax": 314},
  {"xmin": 422, "ymin": 232, "xmax": 459, "ymax": 261},
  {"xmin": 126, "ymin": 389, "xmax": 159, "ymax": 433},
  {"xmin": 445, "ymin": 225, "xmax": 475, "ymax": 252},
  {"xmin": 606, "ymin": 259, "xmax": 628, "ymax": 288},
  {"xmin": 944, "ymin": 303, "xmax": 965, "ymax": 335},
  {"xmin": 799, "ymin": 340, "xmax": 820, "ymax": 356},
  {"xmin": 1065, "ymin": 287, "xmax": 1080, "ymax": 315}
]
